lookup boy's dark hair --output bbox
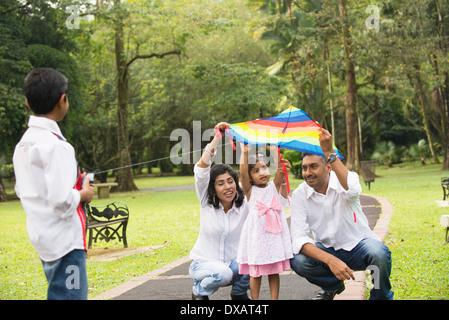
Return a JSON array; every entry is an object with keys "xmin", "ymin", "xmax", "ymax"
[
  {"xmin": 23, "ymin": 68, "xmax": 68, "ymax": 115},
  {"xmin": 207, "ymin": 164, "xmax": 245, "ymax": 209}
]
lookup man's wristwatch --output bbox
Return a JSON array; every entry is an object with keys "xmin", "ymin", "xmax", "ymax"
[{"xmin": 327, "ymin": 153, "xmax": 338, "ymax": 164}]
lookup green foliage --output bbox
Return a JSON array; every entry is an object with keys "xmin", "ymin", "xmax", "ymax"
[
  {"xmin": 0, "ymin": 0, "xmax": 85, "ymax": 163},
  {"xmin": 408, "ymin": 139, "xmax": 431, "ymax": 165},
  {"xmin": 282, "ymin": 149, "xmax": 302, "ymax": 179},
  {"xmin": 371, "ymin": 141, "xmax": 405, "ymax": 167},
  {"xmin": 248, "ymin": 0, "xmax": 449, "ymax": 169},
  {"xmin": 2, "ymin": 0, "xmax": 449, "ymax": 181}
]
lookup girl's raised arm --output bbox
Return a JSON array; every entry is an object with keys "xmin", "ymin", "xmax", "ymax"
[
  {"xmin": 272, "ymin": 146, "xmax": 291, "ymax": 198},
  {"xmin": 239, "ymin": 142, "xmax": 252, "ymax": 200}
]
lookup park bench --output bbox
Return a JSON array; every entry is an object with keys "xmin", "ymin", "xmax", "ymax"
[
  {"xmin": 442, "ymin": 177, "xmax": 449, "ymax": 201},
  {"xmin": 94, "ymin": 182, "xmax": 118, "ymax": 199},
  {"xmin": 360, "ymin": 161, "xmax": 377, "ymax": 190},
  {"xmin": 85, "ymin": 201, "xmax": 129, "ymax": 249}
]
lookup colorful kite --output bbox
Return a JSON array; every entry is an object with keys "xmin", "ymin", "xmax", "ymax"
[{"xmin": 226, "ymin": 106, "xmax": 343, "ymax": 159}]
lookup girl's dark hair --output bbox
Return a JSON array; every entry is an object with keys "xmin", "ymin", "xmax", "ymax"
[
  {"xmin": 207, "ymin": 164, "xmax": 245, "ymax": 209},
  {"xmin": 23, "ymin": 68, "xmax": 68, "ymax": 115},
  {"xmin": 247, "ymin": 153, "xmax": 268, "ymax": 185}
]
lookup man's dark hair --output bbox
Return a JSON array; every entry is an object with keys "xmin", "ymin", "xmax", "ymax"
[
  {"xmin": 302, "ymin": 152, "xmax": 327, "ymax": 164},
  {"xmin": 207, "ymin": 164, "xmax": 245, "ymax": 209},
  {"xmin": 23, "ymin": 68, "xmax": 68, "ymax": 115}
]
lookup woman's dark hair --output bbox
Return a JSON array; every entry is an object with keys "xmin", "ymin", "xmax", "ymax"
[
  {"xmin": 207, "ymin": 164, "xmax": 245, "ymax": 209},
  {"xmin": 23, "ymin": 68, "xmax": 68, "ymax": 115}
]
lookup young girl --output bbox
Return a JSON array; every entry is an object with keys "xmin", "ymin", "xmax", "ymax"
[{"xmin": 237, "ymin": 143, "xmax": 293, "ymax": 300}]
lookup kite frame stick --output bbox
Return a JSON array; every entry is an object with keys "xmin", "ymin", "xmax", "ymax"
[{"xmin": 278, "ymin": 106, "xmax": 293, "ymax": 195}]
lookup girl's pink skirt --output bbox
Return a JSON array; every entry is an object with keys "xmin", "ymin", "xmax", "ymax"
[{"xmin": 239, "ymin": 259, "xmax": 290, "ymax": 278}]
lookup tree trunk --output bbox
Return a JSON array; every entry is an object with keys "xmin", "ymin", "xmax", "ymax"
[
  {"xmin": 415, "ymin": 66, "xmax": 439, "ymax": 164},
  {"xmin": 443, "ymin": 71, "xmax": 449, "ymax": 170},
  {"xmin": 0, "ymin": 176, "xmax": 7, "ymax": 202},
  {"xmin": 432, "ymin": 0, "xmax": 448, "ymax": 169},
  {"xmin": 114, "ymin": 0, "xmax": 137, "ymax": 191},
  {"xmin": 338, "ymin": 0, "xmax": 359, "ymax": 172}
]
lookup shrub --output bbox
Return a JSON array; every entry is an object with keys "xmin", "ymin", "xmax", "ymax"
[
  {"xmin": 408, "ymin": 139, "xmax": 431, "ymax": 165},
  {"xmin": 371, "ymin": 141, "xmax": 405, "ymax": 167}
]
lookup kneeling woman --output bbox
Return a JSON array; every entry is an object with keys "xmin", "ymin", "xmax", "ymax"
[{"xmin": 189, "ymin": 122, "xmax": 250, "ymax": 300}]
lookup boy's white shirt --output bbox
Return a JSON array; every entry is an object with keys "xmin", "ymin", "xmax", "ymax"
[{"xmin": 13, "ymin": 115, "xmax": 85, "ymax": 262}]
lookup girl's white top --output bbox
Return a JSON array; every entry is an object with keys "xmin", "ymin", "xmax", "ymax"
[{"xmin": 237, "ymin": 181, "xmax": 293, "ymax": 266}]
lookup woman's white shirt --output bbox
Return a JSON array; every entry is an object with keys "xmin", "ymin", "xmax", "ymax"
[{"xmin": 189, "ymin": 163, "xmax": 249, "ymax": 264}]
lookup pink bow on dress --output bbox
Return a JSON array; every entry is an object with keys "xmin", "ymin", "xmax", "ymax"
[{"xmin": 256, "ymin": 197, "xmax": 283, "ymax": 234}]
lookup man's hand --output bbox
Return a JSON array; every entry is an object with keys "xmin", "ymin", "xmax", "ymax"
[
  {"xmin": 327, "ymin": 256, "xmax": 355, "ymax": 281},
  {"xmin": 318, "ymin": 127, "xmax": 349, "ymax": 190},
  {"xmin": 318, "ymin": 128, "xmax": 334, "ymax": 156}
]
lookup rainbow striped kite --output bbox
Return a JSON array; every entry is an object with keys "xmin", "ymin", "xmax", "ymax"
[{"xmin": 226, "ymin": 106, "xmax": 343, "ymax": 159}]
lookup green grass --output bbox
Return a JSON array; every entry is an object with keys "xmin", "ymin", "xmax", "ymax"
[
  {"xmin": 134, "ymin": 175, "xmax": 194, "ymax": 189},
  {"xmin": 0, "ymin": 185, "xmax": 200, "ymax": 300},
  {"xmin": 1, "ymin": 162, "xmax": 449, "ymax": 300},
  {"xmin": 361, "ymin": 161, "xmax": 449, "ymax": 300}
]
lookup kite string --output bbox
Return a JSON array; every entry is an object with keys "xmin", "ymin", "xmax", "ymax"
[{"xmin": 92, "ymin": 141, "xmax": 236, "ymax": 175}]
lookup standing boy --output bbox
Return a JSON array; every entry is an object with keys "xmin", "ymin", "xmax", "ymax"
[{"xmin": 13, "ymin": 68, "xmax": 95, "ymax": 300}]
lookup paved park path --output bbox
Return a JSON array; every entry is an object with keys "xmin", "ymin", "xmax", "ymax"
[{"xmin": 92, "ymin": 192, "xmax": 392, "ymax": 300}]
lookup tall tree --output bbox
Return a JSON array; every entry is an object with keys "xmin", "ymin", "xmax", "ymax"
[
  {"xmin": 337, "ymin": 0, "xmax": 359, "ymax": 171},
  {"xmin": 429, "ymin": 0, "xmax": 449, "ymax": 169},
  {"xmin": 382, "ymin": 0, "xmax": 449, "ymax": 167},
  {"xmin": 83, "ymin": 0, "xmax": 182, "ymax": 191},
  {"xmin": 112, "ymin": 0, "xmax": 181, "ymax": 190},
  {"xmin": 248, "ymin": 0, "xmax": 365, "ymax": 169},
  {"xmin": 0, "ymin": 0, "xmax": 83, "ymax": 200}
]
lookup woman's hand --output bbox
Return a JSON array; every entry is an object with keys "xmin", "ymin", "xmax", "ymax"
[
  {"xmin": 214, "ymin": 122, "xmax": 230, "ymax": 134},
  {"xmin": 198, "ymin": 122, "xmax": 230, "ymax": 168}
]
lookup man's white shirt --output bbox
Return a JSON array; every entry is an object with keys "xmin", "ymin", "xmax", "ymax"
[{"xmin": 290, "ymin": 171, "xmax": 379, "ymax": 254}]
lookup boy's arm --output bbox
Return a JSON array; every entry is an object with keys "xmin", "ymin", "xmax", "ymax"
[
  {"xmin": 41, "ymin": 143, "xmax": 87, "ymax": 218},
  {"xmin": 239, "ymin": 143, "xmax": 252, "ymax": 200}
]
